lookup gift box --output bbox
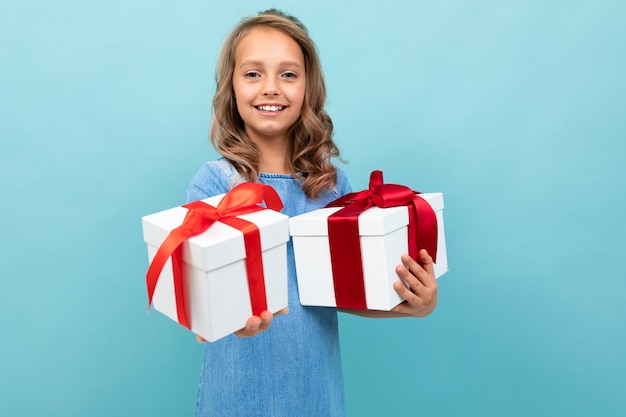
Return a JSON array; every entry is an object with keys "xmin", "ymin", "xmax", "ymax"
[
  {"xmin": 289, "ymin": 171, "xmax": 448, "ymax": 311},
  {"xmin": 142, "ymin": 183, "xmax": 289, "ymax": 342}
]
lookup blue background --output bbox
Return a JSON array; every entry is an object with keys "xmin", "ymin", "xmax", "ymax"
[{"xmin": 1, "ymin": 1, "xmax": 624, "ymax": 416}]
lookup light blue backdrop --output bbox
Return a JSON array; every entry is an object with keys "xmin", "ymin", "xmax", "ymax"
[{"xmin": 1, "ymin": 1, "xmax": 624, "ymax": 416}]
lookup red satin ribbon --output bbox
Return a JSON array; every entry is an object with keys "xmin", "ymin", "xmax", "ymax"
[
  {"xmin": 146, "ymin": 183, "xmax": 283, "ymax": 329},
  {"xmin": 326, "ymin": 170, "xmax": 438, "ymax": 309}
]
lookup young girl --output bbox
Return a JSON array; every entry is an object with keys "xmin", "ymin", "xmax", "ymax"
[{"xmin": 186, "ymin": 9, "xmax": 438, "ymax": 416}]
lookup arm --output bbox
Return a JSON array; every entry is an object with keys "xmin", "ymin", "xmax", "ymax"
[{"xmin": 338, "ymin": 249, "xmax": 438, "ymax": 318}]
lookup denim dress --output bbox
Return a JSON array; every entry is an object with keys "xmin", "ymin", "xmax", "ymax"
[{"xmin": 186, "ymin": 159, "xmax": 351, "ymax": 417}]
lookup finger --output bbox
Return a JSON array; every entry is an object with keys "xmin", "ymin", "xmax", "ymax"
[
  {"xmin": 394, "ymin": 258, "xmax": 434, "ymax": 300},
  {"xmin": 273, "ymin": 307, "xmax": 289, "ymax": 317},
  {"xmin": 402, "ymin": 252, "xmax": 436, "ymax": 286},
  {"xmin": 257, "ymin": 310, "xmax": 273, "ymax": 333},
  {"xmin": 417, "ymin": 249, "xmax": 436, "ymax": 282},
  {"xmin": 395, "ymin": 259, "xmax": 423, "ymax": 293},
  {"xmin": 196, "ymin": 334, "xmax": 207, "ymax": 343},
  {"xmin": 233, "ymin": 308, "xmax": 288, "ymax": 338},
  {"xmin": 392, "ymin": 278, "xmax": 438, "ymax": 318},
  {"xmin": 235, "ymin": 315, "xmax": 262, "ymax": 338},
  {"xmin": 393, "ymin": 278, "xmax": 417, "ymax": 303}
]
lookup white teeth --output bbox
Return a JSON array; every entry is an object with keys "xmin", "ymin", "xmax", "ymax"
[{"xmin": 257, "ymin": 105, "xmax": 284, "ymax": 112}]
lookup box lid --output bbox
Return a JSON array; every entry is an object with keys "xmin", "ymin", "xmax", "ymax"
[
  {"xmin": 289, "ymin": 192, "xmax": 443, "ymax": 237},
  {"xmin": 143, "ymin": 194, "xmax": 289, "ymax": 271},
  {"xmin": 419, "ymin": 192, "xmax": 444, "ymax": 212},
  {"xmin": 289, "ymin": 205, "xmax": 407, "ymax": 236}
]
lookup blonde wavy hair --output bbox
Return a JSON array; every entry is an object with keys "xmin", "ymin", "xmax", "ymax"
[{"xmin": 210, "ymin": 9, "xmax": 341, "ymax": 199}]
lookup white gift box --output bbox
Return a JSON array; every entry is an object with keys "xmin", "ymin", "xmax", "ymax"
[
  {"xmin": 142, "ymin": 194, "xmax": 289, "ymax": 342},
  {"xmin": 289, "ymin": 193, "xmax": 447, "ymax": 311}
]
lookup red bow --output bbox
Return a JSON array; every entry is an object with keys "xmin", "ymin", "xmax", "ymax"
[
  {"xmin": 326, "ymin": 170, "xmax": 438, "ymax": 309},
  {"xmin": 146, "ymin": 183, "xmax": 283, "ymax": 329}
]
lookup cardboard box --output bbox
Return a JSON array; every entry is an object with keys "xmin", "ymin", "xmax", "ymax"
[
  {"xmin": 142, "ymin": 193, "xmax": 289, "ymax": 342},
  {"xmin": 289, "ymin": 193, "xmax": 447, "ymax": 311}
]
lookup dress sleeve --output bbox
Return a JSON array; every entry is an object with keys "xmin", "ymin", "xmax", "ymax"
[{"xmin": 185, "ymin": 162, "xmax": 232, "ymax": 203}]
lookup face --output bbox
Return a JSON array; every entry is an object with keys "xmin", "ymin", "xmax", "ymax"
[{"xmin": 232, "ymin": 26, "xmax": 306, "ymax": 145}]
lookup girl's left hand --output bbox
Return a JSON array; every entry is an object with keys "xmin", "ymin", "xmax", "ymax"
[{"xmin": 391, "ymin": 250, "xmax": 438, "ymax": 317}]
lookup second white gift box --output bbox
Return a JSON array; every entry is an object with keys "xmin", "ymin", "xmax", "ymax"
[
  {"xmin": 142, "ymin": 188, "xmax": 289, "ymax": 342},
  {"xmin": 289, "ymin": 192, "xmax": 448, "ymax": 311}
]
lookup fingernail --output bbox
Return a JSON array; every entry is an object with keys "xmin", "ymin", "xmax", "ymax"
[{"xmin": 401, "ymin": 254, "xmax": 410, "ymax": 261}]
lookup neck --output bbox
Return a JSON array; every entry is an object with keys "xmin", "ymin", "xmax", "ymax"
[
  {"xmin": 258, "ymin": 143, "xmax": 290, "ymax": 174},
  {"xmin": 248, "ymin": 132, "xmax": 292, "ymax": 174}
]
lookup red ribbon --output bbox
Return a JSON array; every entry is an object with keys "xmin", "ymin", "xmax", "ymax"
[
  {"xmin": 146, "ymin": 183, "xmax": 283, "ymax": 329},
  {"xmin": 326, "ymin": 170, "xmax": 438, "ymax": 309}
]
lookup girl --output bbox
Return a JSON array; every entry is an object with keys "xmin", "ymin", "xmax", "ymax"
[{"xmin": 186, "ymin": 9, "xmax": 438, "ymax": 416}]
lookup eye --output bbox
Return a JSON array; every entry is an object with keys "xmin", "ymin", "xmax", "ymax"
[
  {"xmin": 282, "ymin": 71, "xmax": 298, "ymax": 79},
  {"xmin": 244, "ymin": 71, "xmax": 261, "ymax": 78}
]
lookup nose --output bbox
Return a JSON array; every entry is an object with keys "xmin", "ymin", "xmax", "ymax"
[{"xmin": 263, "ymin": 78, "xmax": 279, "ymax": 96}]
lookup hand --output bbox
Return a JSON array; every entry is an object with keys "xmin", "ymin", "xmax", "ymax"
[
  {"xmin": 391, "ymin": 250, "xmax": 438, "ymax": 317},
  {"xmin": 195, "ymin": 307, "xmax": 289, "ymax": 343}
]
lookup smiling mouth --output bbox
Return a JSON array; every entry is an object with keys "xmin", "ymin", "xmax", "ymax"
[{"xmin": 255, "ymin": 105, "xmax": 285, "ymax": 112}]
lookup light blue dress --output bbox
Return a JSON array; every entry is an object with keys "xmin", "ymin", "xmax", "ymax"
[{"xmin": 186, "ymin": 159, "xmax": 352, "ymax": 417}]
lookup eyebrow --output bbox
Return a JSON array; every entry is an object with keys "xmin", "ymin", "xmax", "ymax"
[{"xmin": 239, "ymin": 59, "xmax": 303, "ymax": 69}]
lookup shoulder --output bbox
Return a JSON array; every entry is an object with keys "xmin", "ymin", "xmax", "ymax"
[
  {"xmin": 186, "ymin": 159, "xmax": 243, "ymax": 203},
  {"xmin": 316, "ymin": 165, "xmax": 351, "ymax": 204},
  {"xmin": 334, "ymin": 165, "xmax": 352, "ymax": 197}
]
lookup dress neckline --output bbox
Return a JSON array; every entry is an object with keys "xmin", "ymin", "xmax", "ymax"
[{"xmin": 259, "ymin": 172, "xmax": 299, "ymax": 179}]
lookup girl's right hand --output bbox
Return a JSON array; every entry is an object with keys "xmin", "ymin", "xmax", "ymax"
[{"xmin": 195, "ymin": 307, "xmax": 289, "ymax": 343}]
